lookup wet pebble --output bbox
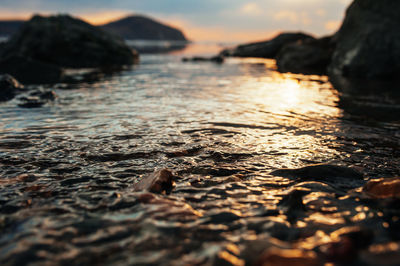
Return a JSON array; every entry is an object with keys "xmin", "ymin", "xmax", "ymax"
[
  {"xmin": 270, "ymin": 164, "xmax": 364, "ymax": 180},
  {"xmin": 133, "ymin": 169, "xmax": 175, "ymax": 193},
  {"xmin": 363, "ymin": 178, "xmax": 400, "ymax": 199},
  {"xmin": 255, "ymin": 248, "xmax": 320, "ymax": 266}
]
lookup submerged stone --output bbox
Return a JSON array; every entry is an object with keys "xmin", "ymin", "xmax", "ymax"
[
  {"xmin": 0, "ymin": 74, "xmax": 24, "ymax": 101},
  {"xmin": 270, "ymin": 164, "xmax": 364, "ymax": 180},
  {"xmin": 133, "ymin": 169, "xmax": 175, "ymax": 194},
  {"xmin": 182, "ymin": 55, "xmax": 224, "ymax": 63},
  {"xmin": 322, "ymin": 226, "xmax": 373, "ymax": 264},
  {"xmin": 363, "ymin": 178, "xmax": 400, "ymax": 199},
  {"xmin": 255, "ymin": 248, "xmax": 320, "ymax": 266}
]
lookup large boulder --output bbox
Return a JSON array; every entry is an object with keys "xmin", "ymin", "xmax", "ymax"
[
  {"xmin": 276, "ymin": 36, "xmax": 336, "ymax": 75},
  {"xmin": 0, "ymin": 74, "xmax": 24, "ymax": 101},
  {"xmin": 329, "ymin": 0, "xmax": 400, "ymax": 79},
  {"xmin": 0, "ymin": 55, "xmax": 63, "ymax": 84},
  {"xmin": 0, "ymin": 14, "xmax": 138, "ymax": 84},
  {"xmin": 222, "ymin": 32, "xmax": 314, "ymax": 58}
]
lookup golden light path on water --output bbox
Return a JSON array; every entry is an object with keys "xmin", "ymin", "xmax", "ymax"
[{"xmin": 193, "ymin": 57, "xmax": 343, "ymax": 170}]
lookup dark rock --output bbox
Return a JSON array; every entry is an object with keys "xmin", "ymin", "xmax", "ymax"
[
  {"xmin": 278, "ymin": 189, "xmax": 308, "ymax": 223},
  {"xmin": 222, "ymin": 32, "xmax": 314, "ymax": 58},
  {"xmin": 182, "ymin": 55, "xmax": 224, "ymax": 63},
  {"xmin": 255, "ymin": 248, "xmax": 320, "ymax": 266},
  {"xmin": 363, "ymin": 178, "xmax": 400, "ymax": 199},
  {"xmin": 0, "ymin": 14, "xmax": 138, "ymax": 71},
  {"xmin": 0, "ymin": 74, "xmax": 24, "ymax": 101},
  {"xmin": 17, "ymin": 96, "xmax": 46, "ymax": 108},
  {"xmin": 0, "ymin": 55, "xmax": 63, "ymax": 85},
  {"xmin": 29, "ymin": 89, "xmax": 56, "ymax": 101},
  {"xmin": 270, "ymin": 164, "xmax": 364, "ymax": 180},
  {"xmin": 329, "ymin": 0, "xmax": 400, "ymax": 79},
  {"xmin": 0, "ymin": 20, "xmax": 24, "ymax": 37},
  {"xmin": 133, "ymin": 169, "xmax": 175, "ymax": 194},
  {"xmin": 322, "ymin": 227, "xmax": 373, "ymax": 264},
  {"xmin": 276, "ymin": 36, "xmax": 336, "ymax": 75},
  {"xmin": 100, "ymin": 15, "xmax": 187, "ymax": 41},
  {"xmin": 204, "ymin": 211, "xmax": 241, "ymax": 224},
  {"xmin": 16, "ymin": 87, "xmax": 56, "ymax": 108}
]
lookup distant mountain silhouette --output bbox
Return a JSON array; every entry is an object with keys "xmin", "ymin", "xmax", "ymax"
[
  {"xmin": 0, "ymin": 20, "xmax": 24, "ymax": 37},
  {"xmin": 100, "ymin": 15, "xmax": 188, "ymax": 41},
  {"xmin": 0, "ymin": 15, "xmax": 188, "ymax": 42}
]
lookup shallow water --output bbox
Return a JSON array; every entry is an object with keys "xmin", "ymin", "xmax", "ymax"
[{"xmin": 1, "ymin": 44, "xmax": 400, "ymax": 265}]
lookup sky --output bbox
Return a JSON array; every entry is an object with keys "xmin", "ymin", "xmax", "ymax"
[{"xmin": 0, "ymin": 0, "xmax": 353, "ymax": 42}]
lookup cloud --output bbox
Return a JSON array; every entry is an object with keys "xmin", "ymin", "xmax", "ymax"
[
  {"xmin": 240, "ymin": 3, "xmax": 262, "ymax": 16},
  {"xmin": 273, "ymin": 10, "xmax": 312, "ymax": 26}
]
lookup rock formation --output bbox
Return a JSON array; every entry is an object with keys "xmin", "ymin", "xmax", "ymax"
[
  {"xmin": 221, "ymin": 32, "xmax": 314, "ymax": 58},
  {"xmin": 329, "ymin": 0, "xmax": 400, "ymax": 79},
  {"xmin": 101, "ymin": 15, "xmax": 187, "ymax": 41},
  {"xmin": 0, "ymin": 15, "xmax": 138, "ymax": 84}
]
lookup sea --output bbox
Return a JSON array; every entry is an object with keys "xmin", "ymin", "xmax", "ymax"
[{"xmin": 0, "ymin": 42, "xmax": 400, "ymax": 265}]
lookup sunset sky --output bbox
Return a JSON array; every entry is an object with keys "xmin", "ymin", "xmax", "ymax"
[{"xmin": 0, "ymin": 0, "xmax": 352, "ymax": 42}]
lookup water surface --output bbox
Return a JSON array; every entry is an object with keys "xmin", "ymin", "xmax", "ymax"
[{"xmin": 1, "ymin": 44, "xmax": 399, "ymax": 265}]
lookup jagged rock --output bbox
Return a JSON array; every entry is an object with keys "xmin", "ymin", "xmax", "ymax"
[
  {"xmin": 0, "ymin": 74, "xmax": 24, "ymax": 101},
  {"xmin": 222, "ymin": 32, "xmax": 314, "ymax": 58},
  {"xmin": 329, "ymin": 0, "xmax": 400, "ymax": 79},
  {"xmin": 276, "ymin": 36, "xmax": 336, "ymax": 75},
  {"xmin": 133, "ymin": 169, "xmax": 175, "ymax": 193}
]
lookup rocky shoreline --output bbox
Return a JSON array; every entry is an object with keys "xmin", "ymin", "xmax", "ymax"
[{"xmin": 220, "ymin": 0, "xmax": 400, "ymax": 81}]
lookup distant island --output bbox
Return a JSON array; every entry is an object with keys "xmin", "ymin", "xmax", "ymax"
[
  {"xmin": 100, "ymin": 15, "xmax": 187, "ymax": 41},
  {"xmin": 0, "ymin": 15, "xmax": 188, "ymax": 42}
]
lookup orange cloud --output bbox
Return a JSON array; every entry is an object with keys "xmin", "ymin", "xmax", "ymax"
[{"xmin": 240, "ymin": 3, "xmax": 263, "ymax": 16}]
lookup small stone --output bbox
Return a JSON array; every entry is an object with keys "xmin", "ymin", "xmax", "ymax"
[
  {"xmin": 0, "ymin": 74, "xmax": 24, "ymax": 101},
  {"xmin": 255, "ymin": 248, "xmax": 320, "ymax": 266},
  {"xmin": 17, "ymin": 96, "xmax": 46, "ymax": 108},
  {"xmin": 270, "ymin": 164, "xmax": 364, "ymax": 180},
  {"xmin": 133, "ymin": 169, "xmax": 174, "ymax": 194},
  {"xmin": 363, "ymin": 178, "xmax": 400, "ymax": 199}
]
